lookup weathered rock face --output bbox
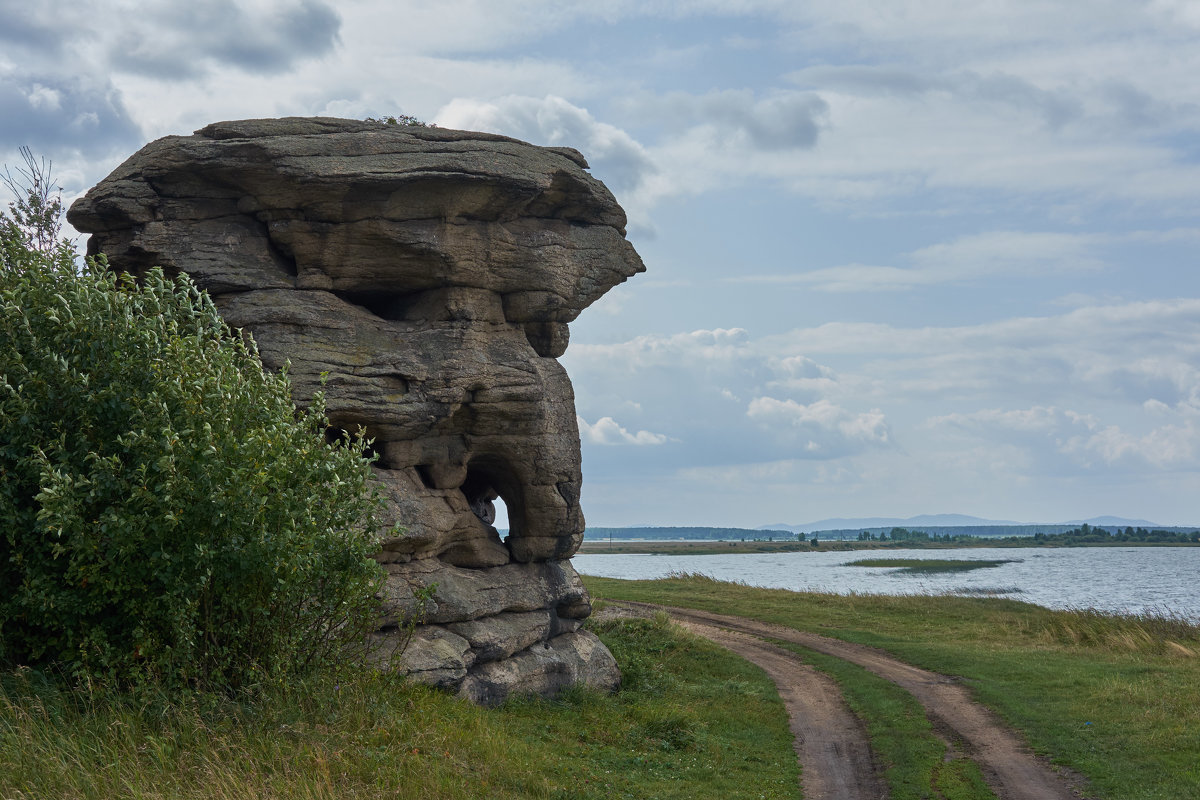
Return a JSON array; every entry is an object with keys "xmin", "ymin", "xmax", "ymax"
[{"xmin": 68, "ymin": 117, "xmax": 642, "ymax": 704}]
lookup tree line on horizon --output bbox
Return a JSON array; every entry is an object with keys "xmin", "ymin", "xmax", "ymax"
[
  {"xmin": 858, "ymin": 524, "xmax": 1200, "ymax": 545},
  {"xmin": 584, "ymin": 523, "xmax": 1200, "ymax": 545}
]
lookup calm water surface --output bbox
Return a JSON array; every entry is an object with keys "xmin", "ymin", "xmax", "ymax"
[{"xmin": 572, "ymin": 547, "xmax": 1200, "ymax": 619}]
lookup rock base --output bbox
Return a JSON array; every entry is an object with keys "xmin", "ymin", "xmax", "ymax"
[{"xmin": 372, "ymin": 557, "xmax": 618, "ymax": 703}]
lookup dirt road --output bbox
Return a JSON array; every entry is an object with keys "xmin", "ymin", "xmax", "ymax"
[{"xmin": 610, "ymin": 601, "xmax": 1087, "ymax": 800}]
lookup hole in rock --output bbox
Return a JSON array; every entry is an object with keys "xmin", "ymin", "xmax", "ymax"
[
  {"xmin": 415, "ymin": 464, "xmax": 439, "ymax": 490},
  {"xmin": 263, "ymin": 230, "xmax": 299, "ymax": 277},
  {"xmin": 332, "ymin": 290, "xmax": 421, "ymax": 322},
  {"xmin": 492, "ymin": 495, "xmax": 510, "ymax": 533},
  {"xmin": 460, "ymin": 459, "xmax": 524, "ymax": 539}
]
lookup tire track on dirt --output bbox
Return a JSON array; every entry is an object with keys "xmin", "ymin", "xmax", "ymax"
[
  {"xmin": 678, "ymin": 620, "xmax": 887, "ymax": 799},
  {"xmin": 615, "ymin": 601, "xmax": 1087, "ymax": 800}
]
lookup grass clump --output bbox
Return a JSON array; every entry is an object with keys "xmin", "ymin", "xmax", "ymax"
[
  {"xmin": 0, "ymin": 613, "xmax": 800, "ymax": 800},
  {"xmin": 1023, "ymin": 606, "xmax": 1200, "ymax": 656}
]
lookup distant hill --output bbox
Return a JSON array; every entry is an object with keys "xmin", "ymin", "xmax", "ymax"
[
  {"xmin": 1065, "ymin": 515, "xmax": 1160, "ymax": 528},
  {"xmin": 585, "ymin": 526, "xmax": 795, "ymax": 541},
  {"xmin": 764, "ymin": 513, "xmax": 1163, "ymax": 534},
  {"xmin": 762, "ymin": 514, "xmax": 1019, "ymax": 533}
]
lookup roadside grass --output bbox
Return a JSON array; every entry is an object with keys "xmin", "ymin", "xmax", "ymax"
[
  {"xmin": 846, "ymin": 558, "xmax": 1016, "ymax": 573},
  {"xmin": 584, "ymin": 573, "xmax": 1200, "ymax": 800},
  {"xmin": 781, "ymin": 643, "xmax": 996, "ymax": 800},
  {"xmin": 0, "ymin": 615, "xmax": 799, "ymax": 800}
]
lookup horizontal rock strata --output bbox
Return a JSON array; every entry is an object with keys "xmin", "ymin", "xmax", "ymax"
[{"xmin": 68, "ymin": 117, "xmax": 644, "ymax": 702}]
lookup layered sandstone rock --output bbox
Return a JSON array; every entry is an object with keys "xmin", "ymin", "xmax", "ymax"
[{"xmin": 68, "ymin": 117, "xmax": 643, "ymax": 704}]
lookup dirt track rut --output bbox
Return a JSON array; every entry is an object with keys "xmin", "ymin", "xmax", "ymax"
[
  {"xmin": 612, "ymin": 601, "xmax": 1086, "ymax": 800},
  {"xmin": 687, "ymin": 622, "xmax": 886, "ymax": 799}
]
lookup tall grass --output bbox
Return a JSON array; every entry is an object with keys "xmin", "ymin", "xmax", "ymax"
[
  {"xmin": 0, "ymin": 615, "xmax": 799, "ymax": 800},
  {"xmin": 1024, "ymin": 606, "xmax": 1200, "ymax": 656}
]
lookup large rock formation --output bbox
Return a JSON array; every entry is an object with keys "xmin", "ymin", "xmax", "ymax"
[{"xmin": 68, "ymin": 117, "xmax": 643, "ymax": 704}]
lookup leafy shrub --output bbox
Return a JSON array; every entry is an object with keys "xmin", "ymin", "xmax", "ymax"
[{"xmin": 0, "ymin": 154, "xmax": 387, "ymax": 690}]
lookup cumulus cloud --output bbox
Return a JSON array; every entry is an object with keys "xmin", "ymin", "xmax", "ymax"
[
  {"xmin": 2, "ymin": 0, "xmax": 343, "ymax": 81},
  {"xmin": 616, "ymin": 18, "xmax": 1200, "ymax": 213},
  {"xmin": 107, "ymin": 0, "xmax": 341, "ymax": 79},
  {"xmin": 642, "ymin": 88, "xmax": 829, "ymax": 151},
  {"xmin": 572, "ymin": 327, "xmax": 751, "ymax": 368},
  {"xmin": 932, "ymin": 405, "xmax": 1200, "ymax": 470},
  {"xmin": 789, "ymin": 66, "xmax": 1086, "ymax": 130},
  {"xmin": 747, "ymin": 396, "xmax": 890, "ymax": 455},
  {"xmin": 577, "ymin": 415, "xmax": 668, "ymax": 446},
  {"xmin": 567, "ymin": 325, "xmax": 889, "ymax": 469},
  {"xmin": 0, "ymin": 0, "xmax": 345, "ymax": 187},
  {"xmin": 436, "ymin": 95, "xmax": 656, "ymax": 197},
  {"xmin": 566, "ymin": 297, "xmax": 1200, "ymax": 523},
  {"xmin": 0, "ymin": 1, "xmax": 70, "ymax": 57},
  {"xmin": 0, "ymin": 73, "xmax": 142, "ymax": 157},
  {"xmin": 737, "ymin": 230, "xmax": 1107, "ymax": 292},
  {"xmin": 934, "ymin": 406, "xmax": 1068, "ymax": 434}
]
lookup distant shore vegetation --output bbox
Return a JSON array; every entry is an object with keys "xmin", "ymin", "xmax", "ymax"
[
  {"xmin": 855, "ymin": 524, "xmax": 1200, "ymax": 547},
  {"xmin": 582, "ymin": 523, "xmax": 1200, "ymax": 550}
]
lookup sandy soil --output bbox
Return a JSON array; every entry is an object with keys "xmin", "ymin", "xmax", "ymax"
[{"xmin": 606, "ymin": 600, "xmax": 1089, "ymax": 800}]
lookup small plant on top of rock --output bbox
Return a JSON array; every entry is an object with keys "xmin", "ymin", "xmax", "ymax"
[
  {"xmin": 0, "ymin": 152, "xmax": 387, "ymax": 691},
  {"xmin": 366, "ymin": 114, "xmax": 436, "ymax": 127}
]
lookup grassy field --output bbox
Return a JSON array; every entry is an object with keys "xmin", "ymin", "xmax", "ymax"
[
  {"xmin": 0, "ymin": 615, "xmax": 798, "ymax": 800},
  {"xmin": 7, "ymin": 577, "xmax": 1197, "ymax": 799},
  {"xmin": 584, "ymin": 574, "xmax": 1200, "ymax": 800}
]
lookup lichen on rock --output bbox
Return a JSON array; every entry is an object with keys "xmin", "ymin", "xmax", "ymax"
[{"xmin": 68, "ymin": 116, "xmax": 644, "ymax": 704}]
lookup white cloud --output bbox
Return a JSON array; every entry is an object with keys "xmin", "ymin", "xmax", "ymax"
[
  {"xmin": 631, "ymin": 88, "xmax": 829, "ymax": 151},
  {"xmin": 571, "ymin": 327, "xmax": 752, "ymax": 371},
  {"xmin": 577, "ymin": 415, "xmax": 667, "ymax": 446},
  {"xmin": 25, "ymin": 84, "xmax": 61, "ymax": 111},
  {"xmin": 1065, "ymin": 421, "xmax": 1200, "ymax": 468},
  {"xmin": 932, "ymin": 404, "xmax": 1200, "ymax": 470},
  {"xmin": 435, "ymin": 94, "xmax": 656, "ymax": 197},
  {"xmin": 600, "ymin": 3, "xmax": 1200, "ymax": 213},
  {"xmin": 747, "ymin": 396, "xmax": 890, "ymax": 455},
  {"xmin": 569, "ymin": 326, "xmax": 889, "ymax": 466},
  {"xmin": 567, "ymin": 296, "xmax": 1200, "ymax": 520},
  {"xmin": 933, "ymin": 406, "xmax": 1066, "ymax": 434}
]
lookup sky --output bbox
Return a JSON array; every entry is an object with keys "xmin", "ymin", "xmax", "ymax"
[{"xmin": 3, "ymin": 1, "xmax": 1200, "ymax": 527}]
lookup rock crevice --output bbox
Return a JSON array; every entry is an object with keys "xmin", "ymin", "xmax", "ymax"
[{"xmin": 69, "ymin": 116, "xmax": 643, "ymax": 704}]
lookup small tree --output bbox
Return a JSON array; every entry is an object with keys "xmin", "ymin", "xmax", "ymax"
[{"xmin": 0, "ymin": 155, "xmax": 387, "ymax": 690}]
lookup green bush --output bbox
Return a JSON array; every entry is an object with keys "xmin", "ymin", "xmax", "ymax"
[{"xmin": 0, "ymin": 154, "xmax": 387, "ymax": 690}]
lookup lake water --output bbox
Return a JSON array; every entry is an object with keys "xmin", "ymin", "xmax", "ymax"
[{"xmin": 572, "ymin": 547, "xmax": 1200, "ymax": 619}]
